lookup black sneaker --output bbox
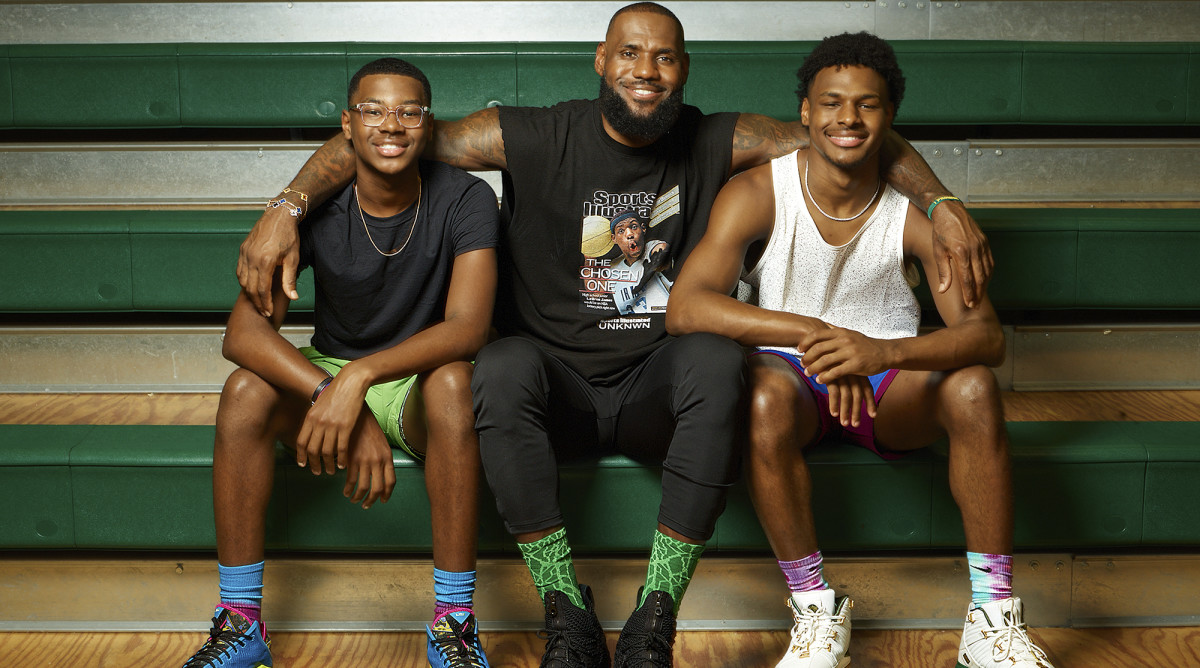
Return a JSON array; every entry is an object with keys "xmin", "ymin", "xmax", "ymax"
[
  {"xmin": 613, "ymin": 589, "xmax": 676, "ymax": 668},
  {"xmin": 539, "ymin": 583, "xmax": 611, "ymax": 668}
]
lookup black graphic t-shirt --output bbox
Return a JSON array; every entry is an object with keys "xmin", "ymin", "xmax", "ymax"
[
  {"xmin": 298, "ymin": 159, "xmax": 498, "ymax": 360},
  {"xmin": 498, "ymin": 99, "xmax": 738, "ymax": 384}
]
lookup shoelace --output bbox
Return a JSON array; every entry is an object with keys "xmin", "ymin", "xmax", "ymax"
[
  {"xmin": 430, "ymin": 617, "xmax": 487, "ymax": 668},
  {"xmin": 788, "ymin": 605, "xmax": 845, "ymax": 654},
  {"xmin": 182, "ymin": 617, "xmax": 248, "ymax": 667},
  {"xmin": 430, "ymin": 632, "xmax": 487, "ymax": 668},
  {"xmin": 988, "ymin": 616, "xmax": 1051, "ymax": 664},
  {"xmin": 540, "ymin": 623, "xmax": 604, "ymax": 662},
  {"xmin": 619, "ymin": 628, "xmax": 673, "ymax": 667}
]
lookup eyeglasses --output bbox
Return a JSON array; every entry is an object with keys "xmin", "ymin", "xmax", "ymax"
[{"xmin": 353, "ymin": 102, "xmax": 430, "ymax": 128}]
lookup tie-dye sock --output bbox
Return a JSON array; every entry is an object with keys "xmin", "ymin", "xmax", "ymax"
[
  {"xmin": 967, "ymin": 551, "xmax": 1013, "ymax": 606},
  {"xmin": 779, "ymin": 551, "xmax": 829, "ymax": 593}
]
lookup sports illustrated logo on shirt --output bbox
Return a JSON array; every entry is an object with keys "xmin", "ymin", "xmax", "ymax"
[{"xmin": 579, "ymin": 186, "xmax": 681, "ymax": 319}]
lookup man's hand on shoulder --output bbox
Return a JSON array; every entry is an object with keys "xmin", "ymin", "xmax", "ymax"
[
  {"xmin": 237, "ymin": 204, "xmax": 301, "ymax": 317},
  {"xmin": 929, "ymin": 198, "xmax": 993, "ymax": 309}
]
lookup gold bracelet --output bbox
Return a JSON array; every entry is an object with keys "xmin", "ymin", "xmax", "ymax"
[
  {"xmin": 266, "ymin": 197, "xmax": 303, "ymax": 217},
  {"xmin": 282, "ymin": 187, "xmax": 309, "ymax": 216}
]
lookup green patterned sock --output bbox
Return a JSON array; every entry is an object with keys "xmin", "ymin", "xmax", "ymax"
[
  {"xmin": 641, "ymin": 531, "xmax": 705, "ymax": 614},
  {"xmin": 518, "ymin": 528, "xmax": 584, "ymax": 608}
]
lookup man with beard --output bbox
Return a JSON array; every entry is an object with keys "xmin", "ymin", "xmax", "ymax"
[{"xmin": 234, "ymin": 5, "xmax": 994, "ymax": 666}]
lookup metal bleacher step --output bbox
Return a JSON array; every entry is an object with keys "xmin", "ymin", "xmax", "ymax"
[
  {"xmin": 4, "ymin": 324, "xmax": 1200, "ymax": 393},
  {"xmin": 2, "ymin": 1, "xmax": 1197, "ymax": 45},
  {"xmin": 2, "ymin": 552, "xmax": 1198, "ymax": 632},
  {"xmin": 4, "ymin": 140, "xmax": 1200, "ymax": 209}
]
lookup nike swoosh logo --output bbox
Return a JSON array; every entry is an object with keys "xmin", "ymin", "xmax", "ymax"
[{"xmin": 970, "ymin": 565, "xmax": 992, "ymax": 573}]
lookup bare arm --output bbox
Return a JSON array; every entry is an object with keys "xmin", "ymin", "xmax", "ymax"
[
  {"xmin": 669, "ymin": 160, "xmax": 879, "ymax": 427},
  {"xmin": 797, "ymin": 202, "xmax": 1005, "ymax": 385},
  {"xmin": 429, "ymin": 107, "xmax": 507, "ymax": 170},
  {"xmin": 236, "ymin": 135, "xmax": 356, "ymax": 316},
  {"xmin": 306, "ymin": 247, "xmax": 497, "ymax": 416},
  {"xmin": 666, "ymin": 164, "xmax": 826, "ymax": 345},
  {"xmin": 222, "ymin": 273, "xmax": 329, "ymax": 402},
  {"xmin": 299, "ymin": 246, "xmax": 495, "ymax": 478},
  {"xmin": 223, "ymin": 274, "xmax": 395, "ymax": 507},
  {"xmin": 880, "ymin": 135, "xmax": 994, "ymax": 309},
  {"xmin": 729, "ymin": 114, "xmax": 810, "ymax": 175}
]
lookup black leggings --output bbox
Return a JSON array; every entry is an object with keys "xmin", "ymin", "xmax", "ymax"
[{"xmin": 471, "ymin": 332, "xmax": 746, "ymax": 541}]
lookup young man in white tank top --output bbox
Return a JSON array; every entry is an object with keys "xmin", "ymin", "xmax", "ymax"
[{"xmin": 667, "ymin": 32, "xmax": 1054, "ymax": 668}]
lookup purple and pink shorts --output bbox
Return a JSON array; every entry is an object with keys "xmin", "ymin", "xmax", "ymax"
[{"xmin": 750, "ymin": 349, "xmax": 903, "ymax": 460}]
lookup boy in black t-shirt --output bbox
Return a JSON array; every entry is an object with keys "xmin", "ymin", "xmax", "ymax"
[{"xmin": 181, "ymin": 58, "xmax": 498, "ymax": 668}]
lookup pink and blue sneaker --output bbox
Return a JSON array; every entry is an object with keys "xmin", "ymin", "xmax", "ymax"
[
  {"xmin": 427, "ymin": 608, "xmax": 491, "ymax": 668},
  {"xmin": 182, "ymin": 605, "xmax": 272, "ymax": 668}
]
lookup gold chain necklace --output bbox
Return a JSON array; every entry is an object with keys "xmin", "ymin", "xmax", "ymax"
[
  {"xmin": 803, "ymin": 159, "xmax": 880, "ymax": 222},
  {"xmin": 355, "ymin": 179, "xmax": 421, "ymax": 257}
]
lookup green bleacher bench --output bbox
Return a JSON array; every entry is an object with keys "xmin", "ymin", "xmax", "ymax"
[
  {"xmin": 3, "ymin": 41, "xmax": 1196, "ymax": 128},
  {"xmin": 2, "ymin": 421, "xmax": 1197, "ymax": 552},
  {"xmin": 3, "ymin": 208, "xmax": 1197, "ymax": 313}
]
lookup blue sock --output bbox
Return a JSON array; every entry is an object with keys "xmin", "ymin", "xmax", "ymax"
[
  {"xmin": 218, "ymin": 561, "xmax": 264, "ymax": 632},
  {"xmin": 219, "ymin": 560, "xmax": 265, "ymax": 607},
  {"xmin": 433, "ymin": 568, "xmax": 476, "ymax": 618}
]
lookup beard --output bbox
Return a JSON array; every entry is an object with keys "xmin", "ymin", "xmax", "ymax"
[{"xmin": 598, "ymin": 76, "xmax": 684, "ymax": 143}]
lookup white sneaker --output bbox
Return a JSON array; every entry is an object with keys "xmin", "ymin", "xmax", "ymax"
[
  {"xmin": 775, "ymin": 588, "xmax": 852, "ymax": 668},
  {"xmin": 957, "ymin": 597, "xmax": 1055, "ymax": 668}
]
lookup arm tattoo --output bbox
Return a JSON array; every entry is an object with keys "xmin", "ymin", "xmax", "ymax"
[
  {"xmin": 880, "ymin": 131, "xmax": 950, "ymax": 209},
  {"xmin": 290, "ymin": 135, "xmax": 355, "ymax": 206},
  {"xmin": 434, "ymin": 108, "xmax": 506, "ymax": 170},
  {"xmin": 731, "ymin": 114, "xmax": 809, "ymax": 171}
]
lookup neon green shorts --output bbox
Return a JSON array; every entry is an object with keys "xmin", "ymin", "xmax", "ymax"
[{"xmin": 300, "ymin": 346, "xmax": 423, "ymax": 461}]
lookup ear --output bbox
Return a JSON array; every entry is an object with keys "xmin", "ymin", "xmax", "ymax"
[
  {"xmin": 342, "ymin": 109, "xmax": 353, "ymax": 140},
  {"xmin": 595, "ymin": 42, "xmax": 607, "ymax": 77},
  {"xmin": 800, "ymin": 97, "xmax": 810, "ymax": 127},
  {"xmin": 679, "ymin": 51, "xmax": 690, "ymax": 86}
]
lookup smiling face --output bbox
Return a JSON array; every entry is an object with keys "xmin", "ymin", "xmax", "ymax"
[
  {"xmin": 801, "ymin": 64, "xmax": 894, "ymax": 172},
  {"xmin": 594, "ymin": 10, "xmax": 689, "ymax": 146},
  {"xmin": 612, "ymin": 217, "xmax": 647, "ymax": 263},
  {"xmin": 341, "ymin": 74, "xmax": 430, "ymax": 179}
]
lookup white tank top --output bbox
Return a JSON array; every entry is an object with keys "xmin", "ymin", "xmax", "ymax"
[{"xmin": 741, "ymin": 151, "xmax": 921, "ymax": 356}]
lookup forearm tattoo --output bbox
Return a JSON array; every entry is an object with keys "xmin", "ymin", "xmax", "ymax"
[
  {"xmin": 733, "ymin": 114, "xmax": 808, "ymax": 158},
  {"xmin": 436, "ymin": 108, "xmax": 506, "ymax": 169}
]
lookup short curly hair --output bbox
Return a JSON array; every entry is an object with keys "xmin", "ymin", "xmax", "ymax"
[
  {"xmin": 348, "ymin": 57, "xmax": 432, "ymax": 108},
  {"xmin": 796, "ymin": 32, "xmax": 905, "ymax": 113}
]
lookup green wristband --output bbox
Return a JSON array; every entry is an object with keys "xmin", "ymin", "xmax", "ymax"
[{"xmin": 927, "ymin": 195, "xmax": 961, "ymax": 219}]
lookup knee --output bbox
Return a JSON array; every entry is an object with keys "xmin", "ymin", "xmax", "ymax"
[
  {"xmin": 422, "ymin": 362, "xmax": 476, "ymax": 433},
  {"xmin": 747, "ymin": 366, "xmax": 804, "ymax": 449},
  {"xmin": 424, "ymin": 361, "xmax": 474, "ymax": 403},
  {"xmin": 219, "ymin": 368, "xmax": 276, "ymax": 411},
  {"xmin": 938, "ymin": 365, "xmax": 1002, "ymax": 424},
  {"xmin": 216, "ymin": 368, "xmax": 280, "ymax": 437}
]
